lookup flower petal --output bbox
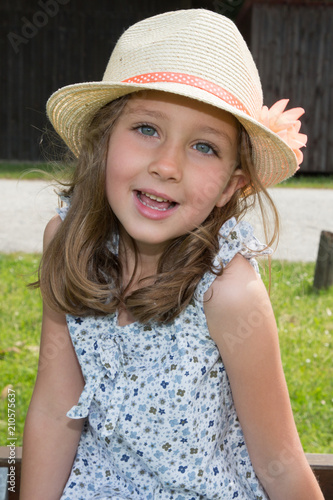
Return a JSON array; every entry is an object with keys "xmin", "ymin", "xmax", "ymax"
[
  {"xmin": 258, "ymin": 105, "xmax": 269, "ymax": 128},
  {"xmin": 297, "ymin": 132, "xmax": 308, "ymax": 146},
  {"xmin": 279, "ymin": 107, "xmax": 305, "ymax": 122},
  {"xmin": 268, "ymin": 99, "xmax": 289, "ymax": 117},
  {"xmin": 258, "ymin": 99, "xmax": 307, "ymax": 166},
  {"xmin": 294, "ymin": 149, "xmax": 303, "ymax": 166}
]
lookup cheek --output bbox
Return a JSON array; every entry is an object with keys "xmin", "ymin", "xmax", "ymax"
[
  {"xmin": 105, "ymin": 145, "xmax": 129, "ymax": 188},
  {"xmin": 106, "ymin": 136, "xmax": 142, "ymax": 187},
  {"xmin": 190, "ymin": 168, "xmax": 230, "ymax": 208},
  {"xmin": 180, "ymin": 184, "xmax": 223, "ymax": 228},
  {"xmin": 105, "ymin": 158, "xmax": 124, "ymax": 208}
]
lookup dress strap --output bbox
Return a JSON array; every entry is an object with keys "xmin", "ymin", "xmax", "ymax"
[{"xmin": 198, "ymin": 217, "xmax": 272, "ymax": 297}]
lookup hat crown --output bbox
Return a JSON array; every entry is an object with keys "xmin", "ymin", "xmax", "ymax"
[{"xmin": 103, "ymin": 9, "xmax": 263, "ymax": 118}]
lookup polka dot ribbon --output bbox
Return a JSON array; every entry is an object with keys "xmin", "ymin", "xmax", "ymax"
[{"xmin": 122, "ymin": 72, "xmax": 250, "ymax": 115}]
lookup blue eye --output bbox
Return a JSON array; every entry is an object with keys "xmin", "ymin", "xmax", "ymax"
[
  {"xmin": 194, "ymin": 143, "xmax": 215, "ymax": 155},
  {"xmin": 138, "ymin": 125, "xmax": 157, "ymax": 136}
]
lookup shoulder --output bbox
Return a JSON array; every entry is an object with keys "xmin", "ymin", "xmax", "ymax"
[
  {"xmin": 204, "ymin": 253, "xmax": 277, "ymax": 360},
  {"xmin": 43, "ymin": 214, "xmax": 63, "ymax": 251},
  {"xmin": 205, "ymin": 253, "xmax": 271, "ymax": 322}
]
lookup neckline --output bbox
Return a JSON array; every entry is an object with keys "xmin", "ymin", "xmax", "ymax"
[{"xmin": 115, "ymin": 309, "xmax": 140, "ymax": 329}]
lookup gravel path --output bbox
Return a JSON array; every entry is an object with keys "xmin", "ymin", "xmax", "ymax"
[{"xmin": 1, "ymin": 179, "xmax": 333, "ymax": 261}]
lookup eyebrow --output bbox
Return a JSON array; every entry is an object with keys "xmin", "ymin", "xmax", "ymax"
[
  {"xmin": 197, "ymin": 125, "xmax": 235, "ymax": 146},
  {"xmin": 124, "ymin": 105, "xmax": 235, "ymax": 146},
  {"xmin": 124, "ymin": 106, "xmax": 167, "ymax": 121}
]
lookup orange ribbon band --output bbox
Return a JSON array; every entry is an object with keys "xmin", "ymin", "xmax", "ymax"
[{"xmin": 122, "ymin": 72, "xmax": 249, "ymax": 115}]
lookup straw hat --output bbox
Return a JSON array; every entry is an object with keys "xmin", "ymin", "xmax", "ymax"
[{"xmin": 47, "ymin": 9, "xmax": 302, "ymax": 187}]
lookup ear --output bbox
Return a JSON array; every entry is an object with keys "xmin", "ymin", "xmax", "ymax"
[{"xmin": 215, "ymin": 169, "xmax": 248, "ymax": 208}]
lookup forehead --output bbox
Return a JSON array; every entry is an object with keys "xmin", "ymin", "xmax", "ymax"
[{"xmin": 125, "ymin": 90, "xmax": 239, "ymax": 126}]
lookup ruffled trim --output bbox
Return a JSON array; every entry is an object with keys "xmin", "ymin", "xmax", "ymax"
[
  {"xmin": 215, "ymin": 217, "xmax": 272, "ymax": 271},
  {"xmin": 199, "ymin": 217, "xmax": 272, "ymax": 295},
  {"xmin": 67, "ymin": 334, "xmax": 127, "ymax": 437}
]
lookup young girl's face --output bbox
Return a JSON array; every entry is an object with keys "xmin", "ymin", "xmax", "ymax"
[{"xmin": 106, "ymin": 91, "xmax": 244, "ymax": 254}]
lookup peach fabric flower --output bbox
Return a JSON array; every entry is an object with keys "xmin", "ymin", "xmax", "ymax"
[{"xmin": 259, "ymin": 99, "xmax": 307, "ymax": 168}]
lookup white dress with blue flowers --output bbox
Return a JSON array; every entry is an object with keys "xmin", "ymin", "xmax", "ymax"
[{"xmin": 58, "ymin": 215, "xmax": 271, "ymax": 500}]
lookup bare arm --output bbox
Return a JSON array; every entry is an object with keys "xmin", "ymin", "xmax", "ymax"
[
  {"xmin": 205, "ymin": 254, "xmax": 324, "ymax": 500},
  {"xmin": 20, "ymin": 216, "xmax": 85, "ymax": 500}
]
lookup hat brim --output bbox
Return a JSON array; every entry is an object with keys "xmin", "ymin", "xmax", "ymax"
[{"xmin": 47, "ymin": 81, "xmax": 297, "ymax": 187}]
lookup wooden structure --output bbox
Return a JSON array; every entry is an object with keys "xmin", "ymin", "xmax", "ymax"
[
  {"xmin": 237, "ymin": 0, "xmax": 333, "ymax": 174},
  {"xmin": 1, "ymin": 447, "xmax": 332, "ymax": 499},
  {"xmin": 1, "ymin": 1, "xmax": 332, "ymax": 164},
  {"xmin": 1, "ymin": 0, "xmax": 191, "ymax": 161},
  {"xmin": 313, "ymin": 230, "xmax": 333, "ymax": 289}
]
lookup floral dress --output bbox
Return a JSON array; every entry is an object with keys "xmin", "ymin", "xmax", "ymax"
[{"xmin": 58, "ymin": 215, "xmax": 271, "ymax": 500}]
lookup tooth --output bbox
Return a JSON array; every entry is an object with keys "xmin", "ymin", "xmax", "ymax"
[{"xmin": 143, "ymin": 192, "xmax": 169, "ymax": 202}]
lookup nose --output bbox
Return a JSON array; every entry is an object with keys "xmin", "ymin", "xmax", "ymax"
[{"xmin": 147, "ymin": 143, "xmax": 183, "ymax": 182}]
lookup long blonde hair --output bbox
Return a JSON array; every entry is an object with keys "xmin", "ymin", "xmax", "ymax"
[{"xmin": 35, "ymin": 95, "xmax": 279, "ymax": 323}]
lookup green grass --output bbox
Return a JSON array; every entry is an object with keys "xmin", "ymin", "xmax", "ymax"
[
  {"xmin": 277, "ymin": 174, "xmax": 333, "ymax": 189},
  {"xmin": 0, "ymin": 254, "xmax": 41, "ymax": 443},
  {"xmin": 262, "ymin": 261, "xmax": 333, "ymax": 453},
  {"xmin": 0, "ymin": 255, "xmax": 332, "ymax": 452},
  {"xmin": 0, "ymin": 162, "xmax": 72, "ymax": 181},
  {"xmin": 0, "ymin": 162, "xmax": 56, "ymax": 180}
]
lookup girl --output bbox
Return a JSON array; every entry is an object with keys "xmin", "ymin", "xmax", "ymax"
[{"xmin": 20, "ymin": 9, "xmax": 323, "ymax": 500}]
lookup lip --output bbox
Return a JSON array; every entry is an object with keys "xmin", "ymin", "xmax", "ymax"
[{"xmin": 133, "ymin": 189, "xmax": 179, "ymax": 220}]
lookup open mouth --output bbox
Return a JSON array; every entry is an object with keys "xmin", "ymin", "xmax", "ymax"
[{"xmin": 136, "ymin": 191, "xmax": 178, "ymax": 211}]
